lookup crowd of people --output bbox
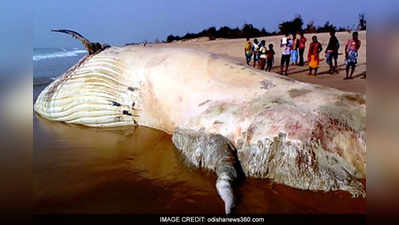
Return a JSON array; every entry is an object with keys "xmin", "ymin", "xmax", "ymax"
[{"xmin": 244, "ymin": 30, "xmax": 363, "ymax": 79}]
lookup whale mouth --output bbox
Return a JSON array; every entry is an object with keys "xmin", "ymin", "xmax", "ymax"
[{"xmin": 34, "ymin": 48, "xmax": 140, "ymax": 127}]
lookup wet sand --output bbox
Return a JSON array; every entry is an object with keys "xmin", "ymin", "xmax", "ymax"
[
  {"xmin": 34, "ymin": 32, "xmax": 366, "ymax": 214},
  {"xmin": 34, "ymin": 92, "xmax": 365, "ymax": 214},
  {"xmin": 34, "ymin": 113, "xmax": 365, "ymax": 214}
]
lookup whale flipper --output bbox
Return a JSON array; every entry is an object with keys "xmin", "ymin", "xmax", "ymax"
[{"xmin": 172, "ymin": 128, "xmax": 240, "ymax": 214}]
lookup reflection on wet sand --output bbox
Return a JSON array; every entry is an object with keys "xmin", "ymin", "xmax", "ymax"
[{"xmin": 34, "ymin": 114, "xmax": 365, "ymax": 214}]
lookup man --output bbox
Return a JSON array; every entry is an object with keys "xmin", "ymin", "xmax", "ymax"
[
  {"xmin": 290, "ymin": 33, "xmax": 299, "ymax": 65},
  {"xmin": 325, "ymin": 30, "xmax": 340, "ymax": 74},
  {"xmin": 308, "ymin": 35, "xmax": 323, "ymax": 76},
  {"xmin": 252, "ymin": 39, "xmax": 260, "ymax": 68},
  {"xmin": 298, "ymin": 32, "xmax": 307, "ymax": 66},
  {"xmin": 244, "ymin": 38, "xmax": 253, "ymax": 65},
  {"xmin": 344, "ymin": 31, "xmax": 361, "ymax": 79},
  {"xmin": 280, "ymin": 34, "xmax": 291, "ymax": 75}
]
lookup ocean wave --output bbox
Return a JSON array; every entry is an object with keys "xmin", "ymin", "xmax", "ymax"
[
  {"xmin": 33, "ymin": 76, "xmax": 57, "ymax": 86},
  {"xmin": 33, "ymin": 48, "xmax": 87, "ymax": 61}
]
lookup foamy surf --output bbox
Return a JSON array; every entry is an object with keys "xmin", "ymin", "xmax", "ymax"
[
  {"xmin": 33, "ymin": 48, "xmax": 87, "ymax": 61},
  {"xmin": 34, "ymin": 76, "xmax": 58, "ymax": 86}
]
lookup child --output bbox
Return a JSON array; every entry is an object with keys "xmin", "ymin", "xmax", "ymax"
[
  {"xmin": 244, "ymin": 38, "xmax": 252, "ymax": 65},
  {"xmin": 280, "ymin": 34, "xmax": 291, "ymax": 75},
  {"xmin": 258, "ymin": 40, "xmax": 267, "ymax": 70},
  {"xmin": 265, "ymin": 44, "xmax": 275, "ymax": 72},
  {"xmin": 252, "ymin": 39, "xmax": 260, "ymax": 68}
]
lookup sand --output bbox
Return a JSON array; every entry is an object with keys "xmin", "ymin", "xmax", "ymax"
[{"xmin": 149, "ymin": 31, "xmax": 366, "ymax": 94}]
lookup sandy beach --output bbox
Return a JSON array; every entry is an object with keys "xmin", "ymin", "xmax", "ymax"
[{"xmin": 151, "ymin": 31, "xmax": 366, "ymax": 94}]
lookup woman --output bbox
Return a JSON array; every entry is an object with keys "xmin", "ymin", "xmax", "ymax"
[{"xmin": 307, "ymin": 35, "xmax": 323, "ymax": 76}]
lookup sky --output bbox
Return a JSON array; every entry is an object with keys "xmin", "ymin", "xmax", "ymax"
[{"xmin": 31, "ymin": 0, "xmax": 396, "ymax": 48}]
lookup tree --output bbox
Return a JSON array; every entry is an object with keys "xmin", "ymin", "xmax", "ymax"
[
  {"xmin": 358, "ymin": 14, "xmax": 366, "ymax": 30},
  {"xmin": 216, "ymin": 26, "xmax": 234, "ymax": 38},
  {"xmin": 242, "ymin": 24, "xmax": 260, "ymax": 38},
  {"xmin": 317, "ymin": 21, "xmax": 336, "ymax": 33},
  {"xmin": 166, "ymin": 35, "xmax": 178, "ymax": 43},
  {"xmin": 304, "ymin": 21, "xmax": 317, "ymax": 33},
  {"xmin": 278, "ymin": 15, "xmax": 304, "ymax": 35},
  {"xmin": 260, "ymin": 28, "xmax": 270, "ymax": 36},
  {"xmin": 206, "ymin": 27, "xmax": 217, "ymax": 40}
]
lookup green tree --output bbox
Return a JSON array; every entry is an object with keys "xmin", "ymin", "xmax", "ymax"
[
  {"xmin": 358, "ymin": 14, "xmax": 366, "ymax": 30},
  {"xmin": 278, "ymin": 15, "xmax": 304, "ymax": 35}
]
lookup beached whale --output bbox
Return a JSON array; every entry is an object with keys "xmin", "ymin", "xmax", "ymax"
[{"xmin": 34, "ymin": 30, "xmax": 366, "ymax": 214}]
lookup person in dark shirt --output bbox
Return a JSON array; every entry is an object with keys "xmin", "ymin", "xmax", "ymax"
[
  {"xmin": 325, "ymin": 30, "xmax": 340, "ymax": 74},
  {"xmin": 265, "ymin": 44, "xmax": 275, "ymax": 72}
]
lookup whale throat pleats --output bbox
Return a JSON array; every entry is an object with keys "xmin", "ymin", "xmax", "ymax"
[{"xmin": 34, "ymin": 52, "xmax": 139, "ymax": 127}]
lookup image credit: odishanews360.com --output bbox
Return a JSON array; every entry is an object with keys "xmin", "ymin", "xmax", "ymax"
[{"xmin": 160, "ymin": 216, "xmax": 265, "ymax": 223}]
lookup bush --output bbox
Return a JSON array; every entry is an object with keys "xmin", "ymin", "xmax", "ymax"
[
  {"xmin": 316, "ymin": 21, "xmax": 336, "ymax": 33},
  {"xmin": 278, "ymin": 15, "xmax": 303, "ymax": 35}
]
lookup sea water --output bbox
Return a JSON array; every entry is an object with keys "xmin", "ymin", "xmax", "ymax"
[{"xmin": 33, "ymin": 48, "xmax": 86, "ymax": 88}]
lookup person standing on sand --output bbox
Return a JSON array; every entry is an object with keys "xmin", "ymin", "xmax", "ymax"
[
  {"xmin": 344, "ymin": 31, "xmax": 361, "ymax": 80},
  {"xmin": 258, "ymin": 40, "xmax": 267, "ymax": 70},
  {"xmin": 298, "ymin": 32, "xmax": 307, "ymax": 66},
  {"xmin": 265, "ymin": 44, "xmax": 275, "ymax": 72},
  {"xmin": 325, "ymin": 30, "xmax": 340, "ymax": 74},
  {"xmin": 252, "ymin": 39, "xmax": 260, "ymax": 68},
  {"xmin": 244, "ymin": 38, "xmax": 253, "ymax": 65},
  {"xmin": 280, "ymin": 34, "xmax": 291, "ymax": 75},
  {"xmin": 308, "ymin": 35, "xmax": 323, "ymax": 76},
  {"xmin": 290, "ymin": 33, "xmax": 299, "ymax": 65}
]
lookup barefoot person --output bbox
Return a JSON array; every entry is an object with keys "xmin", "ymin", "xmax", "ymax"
[
  {"xmin": 280, "ymin": 34, "xmax": 291, "ymax": 75},
  {"xmin": 308, "ymin": 35, "xmax": 323, "ymax": 76},
  {"xmin": 265, "ymin": 44, "xmax": 275, "ymax": 72},
  {"xmin": 298, "ymin": 32, "xmax": 307, "ymax": 66},
  {"xmin": 258, "ymin": 40, "xmax": 267, "ymax": 70},
  {"xmin": 291, "ymin": 33, "xmax": 299, "ymax": 65},
  {"xmin": 325, "ymin": 30, "xmax": 340, "ymax": 74},
  {"xmin": 252, "ymin": 39, "xmax": 260, "ymax": 68},
  {"xmin": 344, "ymin": 31, "xmax": 361, "ymax": 79},
  {"xmin": 244, "ymin": 38, "xmax": 253, "ymax": 65}
]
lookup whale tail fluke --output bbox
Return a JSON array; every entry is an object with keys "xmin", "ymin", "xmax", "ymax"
[{"xmin": 51, "ymin": 29, "xmax": 109, "ymax": 55}]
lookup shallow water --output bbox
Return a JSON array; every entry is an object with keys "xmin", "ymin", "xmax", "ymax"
[{"xmin": 33, "ymin": 54, "xmax": 365, "ymax": 214}]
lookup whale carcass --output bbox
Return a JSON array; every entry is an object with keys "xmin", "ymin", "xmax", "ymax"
[{"xmin": 34, "ymin": 30, "xmax": 366, "ymax": 214}]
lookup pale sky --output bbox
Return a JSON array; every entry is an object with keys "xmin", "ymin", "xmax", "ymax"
[{"xmin": 28, "ymin": 0, "xmax": 399, "ymax": 48}]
